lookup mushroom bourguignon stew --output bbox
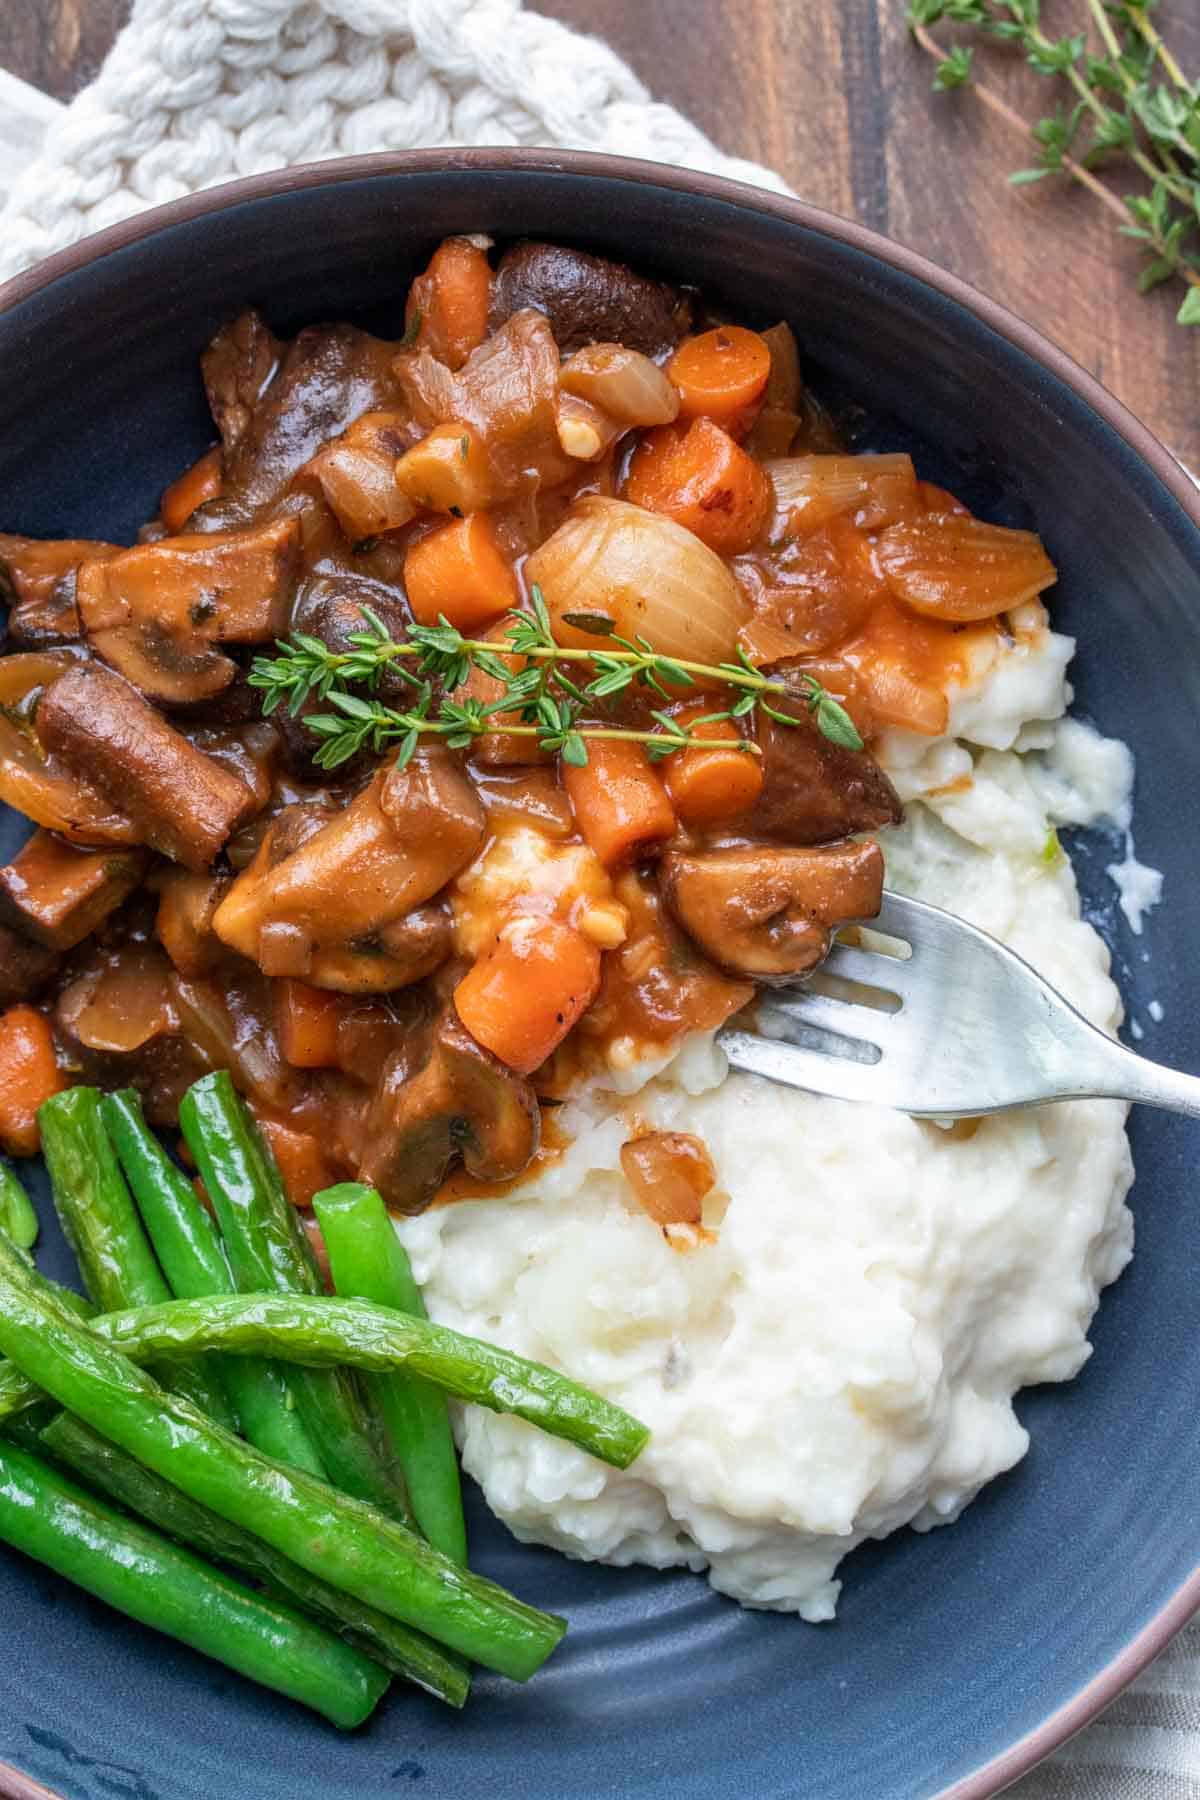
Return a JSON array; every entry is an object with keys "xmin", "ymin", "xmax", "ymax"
[{"xmin": 0, "ymin": 234, "xmax": 1059, "ymax": 1214}]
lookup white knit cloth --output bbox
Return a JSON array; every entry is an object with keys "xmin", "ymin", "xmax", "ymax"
[
  {"xmin": 0, "ymin": 3, "xmax": 1197, "ymax": 1795},
  {"xmin": 0, "ymin": 0, "xmax": 784, "ymax": 278}
]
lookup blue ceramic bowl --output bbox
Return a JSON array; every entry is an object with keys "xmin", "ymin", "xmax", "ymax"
[{"xmin": 1, "ymin": 149, "xmax": 1198, "ymax": 1800}]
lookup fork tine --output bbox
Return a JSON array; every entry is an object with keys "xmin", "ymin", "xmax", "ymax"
[
  {"xmin": 822, "ymin": 943, "xmax": 913, "ymax": 992},
  {"xmin": 765, "ymin": 990, "xmax": 895, "ymax": 1044},
  {"xmin": 718, "ymin": 1029, "xmax": 889, "ymax": 1104}
]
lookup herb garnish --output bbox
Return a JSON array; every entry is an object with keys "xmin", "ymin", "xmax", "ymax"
[
  {"xmin": 908, "ymin": 0, "xmax": 1200, "ymax": 327},
  {"xmin": 249, "ymin": 586, "xmax": 864, "ymax": 772}
]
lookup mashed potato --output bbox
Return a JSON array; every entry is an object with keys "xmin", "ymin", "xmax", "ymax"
[{"xmin": 396, "ymin": 609, "xmax": 1138, "ymax": 1620}]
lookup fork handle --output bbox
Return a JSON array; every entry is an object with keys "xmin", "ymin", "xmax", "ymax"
[{"xmin": 1085, "ymin": 1034, "xmax": 1200, "ymax": 1121}]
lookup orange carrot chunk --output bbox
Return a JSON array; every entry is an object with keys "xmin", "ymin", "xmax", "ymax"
[
  {"xmin": 276, "ymin": 981, "xmax": 343, "ymax": 1069},
  {"xmin": 405, "ymin": 237, "xmax": 493, "ymax": 372},
  {"xmin": 161, "ymin": 448, "xmax": 223, "ymax": 533},
  {"xmin": 561, "ymin": 741, "xmax": 677, "ymax": 869},
  {"xmin": 0, "ymin": 1006, "xmax": 65, "ymax": 1157},
  {"xmin": 625, "ymin": 418, "xmax": 772, "ymax": 555},
  {"xmin": 661, "ymin": 702, "xmax": 764, "ymax": 826},
  {"xmin": 667, "ymin": 326, "xmax": 772, "ymax": 425},
  {"xmin": 403, "ymin": 512, "xmax": 519, "ymax": 632},
  {"xmin": 455, "ymin": 920, "xmax": 602, "ymax": 1075}
]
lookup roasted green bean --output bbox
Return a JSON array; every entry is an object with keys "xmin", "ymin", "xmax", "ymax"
[
  {"xmin": 101, "ymin": 1088, "xmax": 324, "ymax": 1476},
  {"xmin": 41, "ymin": 1412, "xmax": 468, "ymax": 1707},
  {"xmin": 0, "ymin": 1436, "xmax": 389, "ymax": 1729},
  {"xmin": 179, "ymin": 1073, "xmax": 409, "ymax": 1519},
  {"xmin": 37, "ymin": 1087, "xmax": 233, "ymax": 1430},
  {"xmin": 0, "ymin": 1233, "xmax": 565, "ymax": 1680},
  {"xmin": 0, "ymin": 1159, "xmax": 38, "ymax": 1250},
  {"xmin": 0, "ymin": 1291, "xmax": 649, "ymax": 1468},
  {"xmin": 314, "ymin": 1183, "xmax": 467, "ymax": 1563}
]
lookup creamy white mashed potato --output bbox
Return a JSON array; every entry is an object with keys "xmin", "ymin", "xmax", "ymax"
[{"xmin": 396, "ymin": 610, "xmax": 1139, "ymax": 1620}]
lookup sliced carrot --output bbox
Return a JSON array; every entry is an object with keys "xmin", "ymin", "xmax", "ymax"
[
  {"xmin": 405, "ymin": 238, "xmax": 493, "ymax": 372},
  {"xmin": 561, "ymin": 740, "xmax": 677, "ymax": 869},
  {"xmin": 625, "ymin": 417, "xmax": 771, "ymax": 555},
  {"xmin": 252, "ymin": 1110, "xmax": 337, "ymax": 1209},
  {"xmin": 455, "ymin": 919, "xmax": 602, "ymax": 1075},
  {"xmin": 667, "ymin": 326, "xmax": 772, "ymax": 425},
  {"xmin": 276, "ymin": 980, "xmax": 343, "ymax": 1069},
  {"xmin": 0, "ymin": 1006, "xmax": 65, "ymax": 1156},
  {"xmin": 403, "ymin": 512, "xmax": 519, "ymax": 631},
  {"xmin": 161, "ymin": 448, "xmax": 222, "ymax": 533},
  {"xmin": 661, "ymin": 701, "xmax": 764, "ymax": 825}
]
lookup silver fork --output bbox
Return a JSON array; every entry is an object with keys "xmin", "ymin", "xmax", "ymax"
[{"xmin": 718, "ymin": 891, "xmax": 1200, "ymax": 1120}]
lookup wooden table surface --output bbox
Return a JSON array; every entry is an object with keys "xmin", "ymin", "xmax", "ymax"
[{"xmin": 2, "ymin": 0, "xmax": 1198, "ymax": 466}]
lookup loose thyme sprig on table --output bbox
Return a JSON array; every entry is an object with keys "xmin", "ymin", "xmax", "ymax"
[
  {"xmin": 908, "ymin": 0, "xmax": 1200, "ymax": 328},
  {"xmin": 248, "ymin": 587, "xmax": 864, "ymax": 771}
]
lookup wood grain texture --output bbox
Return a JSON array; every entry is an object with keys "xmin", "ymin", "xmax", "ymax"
[{"xmin": 2, "ymin": 0, "xmax": 1199, "ymax": 461}]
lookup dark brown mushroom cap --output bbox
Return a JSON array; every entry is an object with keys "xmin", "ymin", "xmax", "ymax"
[
  {"xmin": 489, "ymin": 241, "xmax": 691, "ymax": 357},
  {"xmin": 196, "ymin": 320, "xmax": 401, "ymax": 527},
  {"xmin": 659, "ymin": 839, "xmax": 885, "ymax": 982},
  {"xmin": 275, "ymin": 577, "xmax": 415, "ymax": 778},
  {"xmin": 359, "ymin": 1005, "xmax": 540, "ymax": 1214}
]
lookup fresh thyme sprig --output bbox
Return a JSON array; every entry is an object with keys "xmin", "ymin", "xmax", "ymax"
[
  {"xmin": 908, "ymin": 0, "xmax": 1200, "ymax": 327},
  {"xmin": 248, "ymin": 587, "xmax": 864, "ymax": 772}
]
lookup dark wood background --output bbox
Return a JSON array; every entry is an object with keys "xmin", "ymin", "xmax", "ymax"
[{"xmin": 2, "ymin": 0, "xmax": 1199, "ymax": 465}]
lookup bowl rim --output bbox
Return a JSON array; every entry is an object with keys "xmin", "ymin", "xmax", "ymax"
[{"xmin": 0, "ymin": 143, "xmax": 1197, "ymax": 1800}]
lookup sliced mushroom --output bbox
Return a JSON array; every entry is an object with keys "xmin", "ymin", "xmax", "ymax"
[
  {"xmin": 55, "ymin": 942, "xmax": 213, "ymax": 1122},
  {"xmin": 37, "ymin": 663, "xmax": 257, "ymax": 870},
  {"xmin": 0, "ymin": 534, "xmax": 120, "ymax": 648},
  {"xmin": 212, "ymin": 755, "xmax": 481, "ymax": 991},
  {"xmin": 378, "ymin": 747, "xmax": 486, "ymax": 856},
  {"xmin": 0, "ymin": 922, "xmax": 59, "ymax": 1007},
  {"xmin": 76, "ymin": 517, "xmax": 299, "ymax": 705},
  {"xmin": 659, "ymin": 840, "xmax": 885, "ymax": 981},
  {"xmin": 197, "ymin": 321, "xmax": 401, "ymax": 525},
  {"xmin": 724, "ymin": 668, "xmax": 902, "ymax": 845},
  {"xmin": 489, "ymin": 242, "xmax": 691, "ymax": 357},
  {"xmin": 155, "ymin": 868, "xmax": 234, "ymax": 978},
  {"xmin": 359, "ymin": 1005, "xmax": 540, "ymax": 1213},
  {"xmin": 0, "ymin": 651, "xmax": 137, "ymax": 847},
  {"xmin": 0, "ymin": 831, "xmax": 149, "ymax": 951}
]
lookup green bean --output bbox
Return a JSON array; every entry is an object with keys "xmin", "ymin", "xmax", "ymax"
[
  {"xmin": 0, "ymin": 1292, "xmax": 650, "ymax": 1468},
  {"xmin": 0, "ymin": 1160, "xmax": 38, "ymax": 1250},
  {"xmin": 0, "ymin": 1234, "xmax": 565, "ymax": 1680},
  {"xmin": 101, "ymin": 1089, "xmax": 324, "ymax": 1477},
  {"xmin": 40, "ymin": 1412, "xmax": 468, "ymax": 1708},
  {"xmin": 179, "ymin": 1073, "xmax": 409, "ymax": 1520},
  {"xmin": 37, "ymin": 1088, "xmax": 234, "ymax": 1432},
  {"xmin": 0, "ymin": 1437, "xmax": 389, "ymax": 1729},
  {"xmin": 314, "ymin": 1184, "xmax": 466, "ymax": 1563}
]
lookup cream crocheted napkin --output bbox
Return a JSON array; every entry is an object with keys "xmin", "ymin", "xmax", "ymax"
[
  {"xmin": 0, "ymin": 0, "xmax": 783, "ymax": 278},
  {"xmin": 0, "ymin": 1, "xmax": 1198, "ymax": 1794}
]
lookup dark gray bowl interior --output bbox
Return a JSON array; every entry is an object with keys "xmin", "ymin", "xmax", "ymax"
[{"xmin": 1, "ymin": 158, "xmax": 1198, "ymax": 1800}]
